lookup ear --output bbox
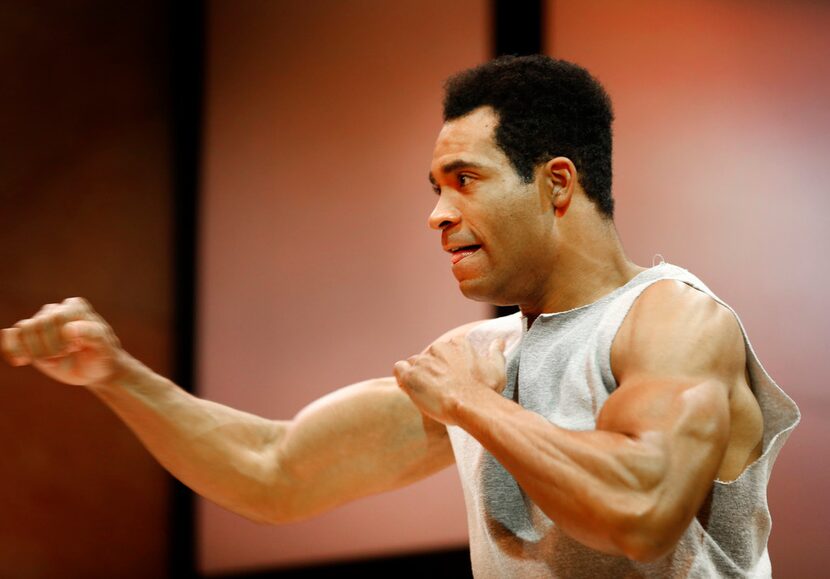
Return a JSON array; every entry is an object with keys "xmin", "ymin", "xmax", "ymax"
[{"xmin": 543, "ymin": 157, "xmax": 576, "ymax": 218}]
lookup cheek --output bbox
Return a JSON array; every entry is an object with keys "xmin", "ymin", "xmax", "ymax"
[{"xmin": 502, "ymin": 225, "xmax": 551, "ymax": 269}]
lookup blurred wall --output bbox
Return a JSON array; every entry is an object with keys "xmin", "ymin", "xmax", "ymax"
[
  {"xmin": 0, "ymin": 2, "xmax": 172, "ymax": 577},
  {"xmin": 200, "ymin": 0, "xmax": 826, "ymax": 575},
  {"xmin": 548, "ymin": 0, "xmax": 830, "ymax": 576},
  {"xmin": 198, "ymin": 0, "xmax": 489, "ymax": 574}
]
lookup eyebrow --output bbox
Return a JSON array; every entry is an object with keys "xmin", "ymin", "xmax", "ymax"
[{"xmin": 428, "ymin": 159, "xmax": 487, "ymax": 185}]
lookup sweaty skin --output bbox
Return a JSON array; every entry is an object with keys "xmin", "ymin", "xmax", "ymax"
[{"xmin": 1, "ymin": 105, "xmax": 763, "ymax": 562}]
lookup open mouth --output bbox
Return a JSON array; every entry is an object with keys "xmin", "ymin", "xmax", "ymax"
[{"xmin": 450, "ymin": 245, "xmax": 481, "ymax": 264}]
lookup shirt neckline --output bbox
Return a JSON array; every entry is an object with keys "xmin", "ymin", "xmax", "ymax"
[{"xmin": 520, "ymin": 262, "xmax": 672, "ymax": 332}]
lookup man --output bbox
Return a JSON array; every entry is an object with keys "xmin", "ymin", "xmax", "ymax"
[{"xmin": 2, "ymin": 56, "xmax": 798, "ymax": 577}]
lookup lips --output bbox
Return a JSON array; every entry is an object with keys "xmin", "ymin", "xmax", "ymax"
[{"xmin": 448, "ymin": 244, "xmax": 481, "ymax": 264}]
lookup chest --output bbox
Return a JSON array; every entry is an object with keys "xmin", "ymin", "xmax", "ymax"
[{"xmin": 501, "ymin": 314, "xmax": 614, "ymax": 432}]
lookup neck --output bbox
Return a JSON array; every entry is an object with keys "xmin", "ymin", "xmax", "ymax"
[{"xmin": 519, "ymin": 217, "xmax": 644, "ymax": 322}]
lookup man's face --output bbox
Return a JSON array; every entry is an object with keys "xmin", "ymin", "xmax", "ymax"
[{"xmin": 428, "ymin": 107, "xmax": 557, "ymax": 306}]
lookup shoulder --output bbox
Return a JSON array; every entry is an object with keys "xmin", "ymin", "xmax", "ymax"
[
  {"xmin": 431, "ymin": 319, "xmax": 490, "ymax": 343},
  {"xmin": 623, "ymin": 279, "xmax": 736, "ymax": 332},
  {"xmin": 426, "ymin": 314, "xmax": 522, "ymax": 354},
  {"xmin": 612, "ymin": 279, "xmax": 745, "ymax": 385}
]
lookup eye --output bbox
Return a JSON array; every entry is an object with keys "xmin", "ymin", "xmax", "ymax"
[{"xmin": 457, "ymin": 174, "xmax": 471, "ymax": 188}]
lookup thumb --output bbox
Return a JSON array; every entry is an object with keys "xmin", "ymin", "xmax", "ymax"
[
  {"xmin": 393, "ymin": 360, "xmax": 413, "ymax": 388},
  {"xmin": 393, "ymin": 359, "xmax": 409, "ymax": 377}
]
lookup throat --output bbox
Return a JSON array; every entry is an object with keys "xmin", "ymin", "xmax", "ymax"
[{"xmin": 519, "ymin": 260, "xmax": 646, "ymax": 317}]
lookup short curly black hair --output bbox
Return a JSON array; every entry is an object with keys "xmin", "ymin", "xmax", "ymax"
[{"xmin": 443, "ymin": 55, "xmax": 615, "ymax": 218}]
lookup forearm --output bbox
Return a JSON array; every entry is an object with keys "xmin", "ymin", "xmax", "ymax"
[
  {"xmin": 452, "ymin": 390, "xmax": 673, "ymax": 560},
  {"xmin": 396, "ymin": 288, "xmax": 736, "ymax": 562},
  {"xmin": 4, "ymin": 299, "xmax": 453, "ymax": 523},
  {"xmin": 89, "ymin": 355, "xmax": 290, "ymax": 523},
  {"xmin": 90, "ymin": 357, "xmax": 452, "ymax": 525}
]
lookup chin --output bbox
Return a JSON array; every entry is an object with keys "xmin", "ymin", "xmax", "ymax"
[{"xmin": 457, "ymin": 277, "xmax": 515, "ymax": 306}]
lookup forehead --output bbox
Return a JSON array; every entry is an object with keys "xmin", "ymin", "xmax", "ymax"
[{"xmin": 431, "ymin": 107, "xmax": 506, "ymax": 173}]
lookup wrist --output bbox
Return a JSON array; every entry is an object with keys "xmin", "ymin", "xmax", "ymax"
[
  {"xmin": 449, "ymin": 386, "xmax": 513, "ymax": 429},
  {"xmin": 86, "ymin": 350, "xmax": 148, "ymax": 393}
]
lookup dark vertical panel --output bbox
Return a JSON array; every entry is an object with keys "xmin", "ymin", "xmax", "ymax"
[
  {"xmin": 0, "ymin": 2, "xmax": 172, "ymax": 577},
  {"xmin": 493, "ymin": 0, "xmax": 545, "ymax": 56},
  {"xmin": 170, "ymin": 1, "xmax": 205, "ymax": 577},
  {"xmin": 491, "ymin": 0, "xmax": 545, "ymax": 317}
]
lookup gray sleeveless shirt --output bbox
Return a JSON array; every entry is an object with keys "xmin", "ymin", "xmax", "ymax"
[{"xmin": 448, "ymin": 262, "xmax": 800, "ymax": 578}]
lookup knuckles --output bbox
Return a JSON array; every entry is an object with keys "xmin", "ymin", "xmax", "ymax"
[
  {"xmin": 36, "ymin": 303, "xmax": 60, "ymax": 314},
  {"xmin": 63, "ymin": 296, "xmax": 90, "ymax": 309},
  {"xmin": 5, "ymin": 297, "xmax": 97, "ymax": 360}
]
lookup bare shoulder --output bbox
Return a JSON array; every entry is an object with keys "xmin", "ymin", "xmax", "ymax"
[
  {"xmin": 430, "ymin": 319, "xmax": 491, "ymax": 343},
  {"xmin": 611, "ymin": 280, "xmax": 745, "ymax": 385},
  {"xmin": 426, "ymin": 315, "xmax": 523, "ymax": 355}
]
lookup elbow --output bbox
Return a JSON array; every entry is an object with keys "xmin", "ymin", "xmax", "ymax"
[
  {"xmin": 253, "ymin": 468, "xmax": 327, "ymax": 525},
  {"xmin": 231, "ymin": 470, "xmax": 305, "ymax": 526},
  {"xmin": 251, "ymin": 443, "xmax": 308, "ymax": 525},
  {"xmin": 251, "ymin": 483, "xmax": 310, "ymax": 526},
  {"xmin": 256, "ymin": 508, "xmax": 294, "ymax": 526},
  {"xmin": 245, "ymin": 494, "xmax": 303, "ymax": 526},
  {"xmin": 218, "ymin": 493, "xmax": 296, "ymax": 526},
  {"xmin": 611, "ymin": 499, "xmax": 683, "ymax": 563},
  {"xmin": 617, "ymin": 531, "xmax": 677, "ymax": 563}
]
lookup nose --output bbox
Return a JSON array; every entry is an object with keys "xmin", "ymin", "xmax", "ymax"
[{"xmin": 428, "ymin": 192, "xmax": 461, "ymax": 230}]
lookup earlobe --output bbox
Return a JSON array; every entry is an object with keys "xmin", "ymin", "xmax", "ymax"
[
  {"xmin": 551, "ymin": 180, "xmax": 572, "ymax": 218},
  {"xmin": 553, "ymin": 194, "xmax": 571, "ymax": 218},
  {"xmin": 545, "ymin": 157, "xmax": 575, "ymax": 218}
]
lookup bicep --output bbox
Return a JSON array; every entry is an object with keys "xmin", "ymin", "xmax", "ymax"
[
  {"xmin": 591, "ymin": 376, "xmax": 730, "ymax": 560},
  {"xmin": 599, "ymin": 281, "xmax": 743, "ymax": 524},
  {"xmin": 597, "ymin": 376, "xmax": 731, "ymax": 498},
  {"xmin": 269, "ymin": 319, "xmax": 488, "ymax": 520},
  {"xmin": 274, "ymin": 377, "xmax": 455, "ymax": 520}
]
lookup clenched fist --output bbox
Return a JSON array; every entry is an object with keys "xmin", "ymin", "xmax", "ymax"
[
  {"xmin": 1, "ymin": 297, "xmax": 128, "ymax": 387},
  {"xmin": 394, "ymin": 336, "xmax": 506, "ymax": 426}
]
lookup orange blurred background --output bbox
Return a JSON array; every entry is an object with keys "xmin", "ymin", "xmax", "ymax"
[
  {"xmin": 1, "ymin": 1, "xmax": 827, "ymax": 577},
  {"xmin": 199, "ymin": 1, "xmax": 829, "ymax": 575}
]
